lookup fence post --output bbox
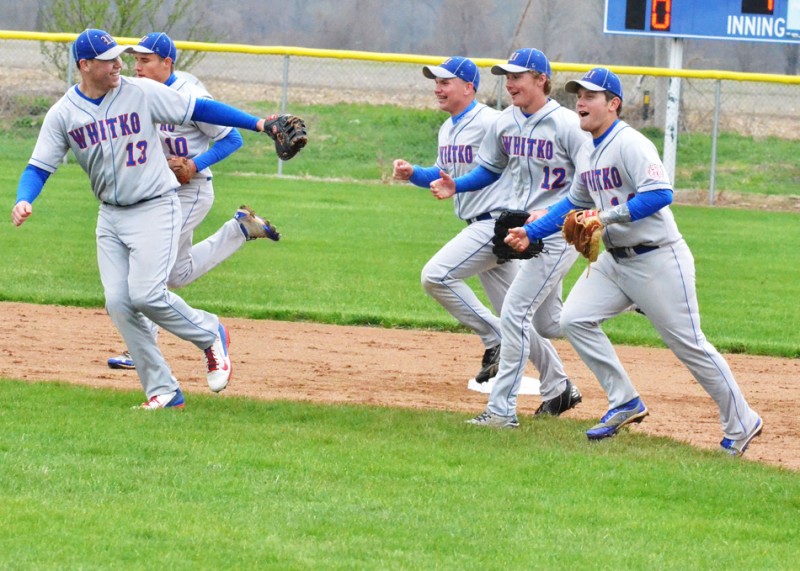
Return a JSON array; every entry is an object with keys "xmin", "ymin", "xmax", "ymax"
[
  {"xmin": 663, "ymin": 38, "xmax": 684, "ymax": 185},
  {"xmin": 278, "ymin": 54, "xmax": 290, "ymax": 176},
  {"xmin": 709, "ymin": 79, "xmax": 722, "ymax": 206},
  {"xmin": 67, "ymin": 44, "xmax": 74, "ymax": 88},
  {"xmin": 63, "ymin": 43, "xmax": 75, "ymax": 165},
  {"xmin": 495, "ymin": 76, "xmax": 504, "ymax": 110}
]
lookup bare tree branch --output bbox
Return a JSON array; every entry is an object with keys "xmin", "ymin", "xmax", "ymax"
[{"xmin": 36, "ymin": 0, "xmax": 217, "ymax": 78}]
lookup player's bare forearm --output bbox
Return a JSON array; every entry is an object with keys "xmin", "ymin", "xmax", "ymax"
[
  {"xmin": 504, "ymin": 227, "xmax": 530, "ymax": 252},
  {"xmin": 11, "ymin": 201, "xmax": 32, "ymax": 227}
]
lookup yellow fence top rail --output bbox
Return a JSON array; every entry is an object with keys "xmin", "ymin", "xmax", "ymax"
[{"xmin": 3, "ymin": 29, "xmax": 800, "ymax": 85}]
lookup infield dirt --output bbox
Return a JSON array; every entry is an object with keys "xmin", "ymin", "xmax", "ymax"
[{"xmin": 2, "ymin": 302, "xmax": 797, "ymax": 471}]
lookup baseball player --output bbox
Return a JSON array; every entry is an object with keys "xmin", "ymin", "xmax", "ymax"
[
  {"xmin": 12, "ymin": 29, "xmax": 289, "ymax": 409},
  {"xmin": 107, "ymin": 32, "xmax": 279, "ymax": 372},
  {"xmin": 431, "ymin": 48, "xmax": 588, "ymax": 428},
  {"xmin": 504, "ymin": 67, "xmax": 763, "ymax": 455},
  {"xmin": 392, "ymin": 56, "xmax": 517, "ymax": 379}
]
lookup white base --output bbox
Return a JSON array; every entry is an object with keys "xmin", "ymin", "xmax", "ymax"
[{"xmin": 467, "ymin": 376, "xmax": 540, "ymax": 395}]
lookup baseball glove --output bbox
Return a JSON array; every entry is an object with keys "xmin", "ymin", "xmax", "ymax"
[
  {"xmin": 264, "ymin": 114, "xmax": 307, "ymax": 161},
  {"xmin": 492, "ymin": 209, "xmax": 544, "ymax": 262},
  {"xmin": 167, "ymin": 157, "xmax": 196, "ymax": 185},
  {"xmin": 562, "ymin": 209, "xmax": 604, "ymax": 262}
]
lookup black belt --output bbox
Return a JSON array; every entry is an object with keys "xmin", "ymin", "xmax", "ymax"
[
  {"xmin": 465, "ymin": 212, "xmax": 493, "ymax": 225},
  {"xmin": 102, "ymin": 192, "xmax": 170, "ymax": 207},
  {"xmin": 608, "ymin": 245, "xmax": 659, "ymax": 260}
]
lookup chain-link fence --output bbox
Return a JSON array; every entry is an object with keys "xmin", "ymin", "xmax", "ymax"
[{"xmin": 2, "ymin": 35, "xmax": 799, "ymax": 202}]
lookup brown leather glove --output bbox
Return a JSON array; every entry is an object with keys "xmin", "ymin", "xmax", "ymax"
[
  {"xmin": 562, "ymin": 209, "xmax": 604, "ymax": 262},
  {"xmin": 167, "ymin": 157, "xmax": 197, "ymax": 185}
]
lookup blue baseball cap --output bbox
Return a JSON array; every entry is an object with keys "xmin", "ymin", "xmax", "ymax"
[
  {"xmin": 565, "ymin": 67, "xmax": 624, "ymax": 101},
  {"xmin": 491, "ymin": 48, "xmax": 551, "ymax": 77},
  {"xmin": 130, "ymin": 32, "xmax": 178, "ymax": 62},
  {"xmin": 422, "ymin": 56, "xmax": 480, "ymax": 91},
  {"xmin": 72, "ymin": 29, "xmax": 130, "ymax": 62}
]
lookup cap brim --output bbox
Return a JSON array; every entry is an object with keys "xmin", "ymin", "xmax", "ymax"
[
  {"xmin": 93, "ymin": 45, "xmax": 132, "ymax": 60},
  {"xmin": 129, "ymin": 45, "xmax": 156, "ymax": 55},
  {"xmin": 491, "ymin": 63, "xmax": 531, "ymax": 75},
  {"xmin": 422, "ymin": 65, "xmax": 457, "ymax": 80},
  {"xmin": 492, "ymin": 63, "xmax": 548, "ymax": 75},
  {"xmin": 565, "ymin": 79, "xmax": 607, "ymax": 93}
]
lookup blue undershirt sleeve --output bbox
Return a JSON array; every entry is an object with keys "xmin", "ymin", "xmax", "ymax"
[
  {"xmin": 453, "ymin": 165, "xmax": 501, "ymax": 193},
  {"xmin": 192, "ymin": 129, "xmax": 243, "ymax": 173},
  {"xmin": 16, "ymin": 164, "xmax": 50, "ymax": 204},
  {"xmin": 192, "ymin": 99, "xmax": 260, "ymax": 131},
  {"xmin": 523, "ymin": 197, "xmax": 580, "ymax": 242},
  {"xmin": 408, "ymin": 165, "xmax": 440, "ymax": 188},
  {"xmin": 627, "ymin": 189, "xmax": 673, "ymax": 221}
]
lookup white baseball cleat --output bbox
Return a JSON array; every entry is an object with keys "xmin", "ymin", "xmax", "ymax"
[
  {"xmin": 720, "ymin": 416, "xmax": 764, "ymax": 457},
  {"xmin": 135, "ymin": 388, "xmax": 185, "ymax": 410},
  {"xmin": 466, "ymin": 410, "xmax": 519, "ymax": 429},
  {"xmin": 205, "ymin": 323, "xmax": 232, "ymax": 393}
]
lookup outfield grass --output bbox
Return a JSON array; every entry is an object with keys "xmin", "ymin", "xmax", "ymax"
[
  {"xmin": 277, "ymin": 103, "xmax": 800, "ymax": 195},
  {"xmin": 1, "ymin": 161, "xmax": 797, "ymax": 356},
  {"xmin": 5, "ymin": 103, "xmax": 800, "ymax": 195},
  {"xmin": 1, "ymin": 381, "xmax": 798, "ymax": 570},
  {"xmin": 641, "ymin": 127, "xmax": 800, "ymax": 195}
]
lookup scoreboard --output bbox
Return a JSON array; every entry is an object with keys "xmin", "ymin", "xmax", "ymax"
[{"xmin": 605, "ymin": 0, "xmax": 800, "ymax": 42}]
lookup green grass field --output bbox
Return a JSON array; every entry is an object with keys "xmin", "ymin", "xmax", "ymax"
[
  {"xmin": 2, "ymin": 381, "xmax": 799, "ymax": 570},
  {"xmin": 1, "ymin": 104, "xmax": 799, "ymax": 568},
  {"xmin": 2, "ymin": 162, "xmax": 798, "ymax": 357}
]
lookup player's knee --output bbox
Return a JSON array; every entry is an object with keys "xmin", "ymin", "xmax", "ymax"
[
  {"xmin": 533, "ymin": 317, "xmax": 562, "ymax": 339},
  {"xmin": 559, "ymin": 309, "xmax": 586, "ymax": 338},
  {"xmin": 166, "ymin": 262, "xmax": 193, "ymax": 289},
  {"xmin": 104, "ymin": 292, "xmax": 132, "ymax": 318},
  {"xmin": 166, "ymin": 275, "xmax": 187, "ymax": 289},
  {"xmin": 559, "ymin": 307, "xmax": 600, "ymax": 339},
  {"xmin": 128, "ymin": 287, "xmax": 164, "ymax": 314},
  {"xmin": 420, "ymin": 266, "xmax": 446, "ymax": 294}
]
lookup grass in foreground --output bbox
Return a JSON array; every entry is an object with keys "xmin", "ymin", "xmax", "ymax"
[{"xmin": 0, "ymin": 381, "xmax": 798, "ymax": 570}]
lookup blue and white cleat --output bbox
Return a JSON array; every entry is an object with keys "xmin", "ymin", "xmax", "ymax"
[
  {"xmin": 586, "ymin": 397, "xmax": 649, "ymax": 440},
  {"xmin": 108, "ymin": 350, "xmax": 135, "ymax": 370},
  {"xmin": 721, "ymin": 416, "xmax": 764, "ymax": 457},
  {"xmin": 136, "ymin": 388, "xmax": 185, "ymax": 410},
  {"xmin": 235, "ymin": 205, "xmax": 280, "ymax": 241}
]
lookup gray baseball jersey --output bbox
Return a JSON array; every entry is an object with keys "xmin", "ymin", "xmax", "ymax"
[
  {"xmin": 31, "ymin": 76, "xmax": 192, "ymax": 205},
  {"xmin": 173, "ymin": 69, "xmax": 205, "ymax": 89},
  {"xmin": 560, "ymin": 119, "xmax": 760, "ymax": 441},
  {"xmin": 568, "ymin": 120, "xmax": 682, "ymax": 248},
  {"xmin": 158, "ymin": 77, "xmax": 232, "ymax": 180},
  {"xmin": 476, "ymin": 99, "xmax": 588, "ymax": 211},
  {"xmin": 435, "ymin": 102, "xmax": 515, "ymax": 219}
]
